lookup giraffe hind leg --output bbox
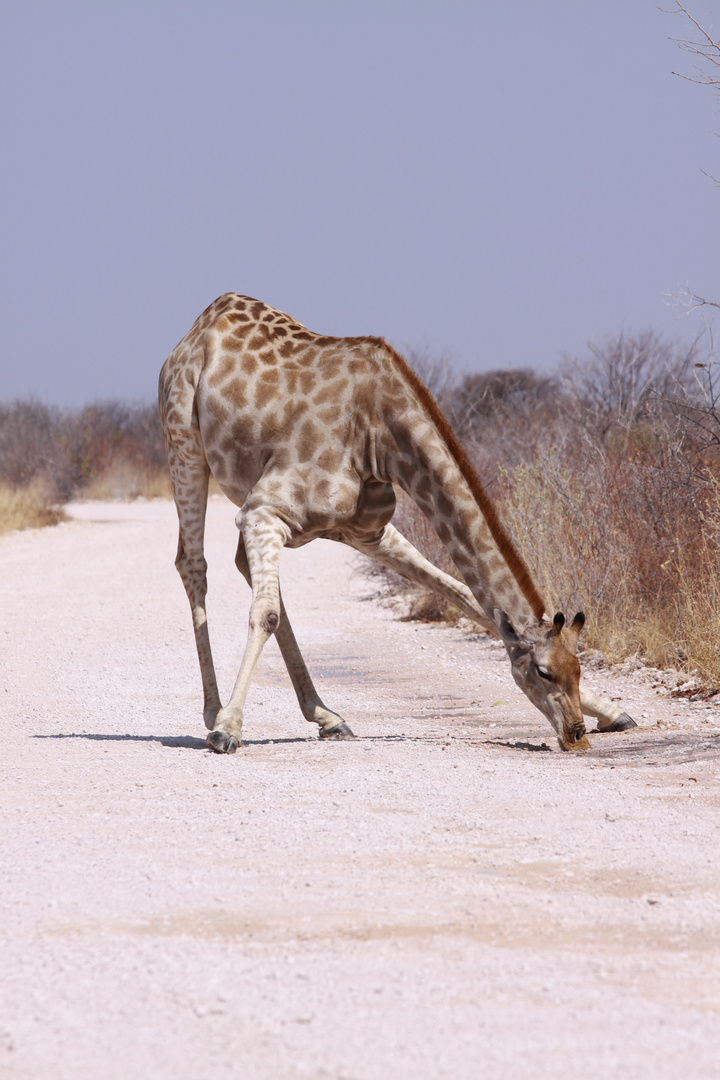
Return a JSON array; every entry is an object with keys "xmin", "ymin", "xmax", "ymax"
[
  {"xmin": 166, "ymin": 444, "xmax": 224, "ymax": 735},
  {"xmin": 234, "ymin": 535, "xmax": 354, "ymax": 739}
]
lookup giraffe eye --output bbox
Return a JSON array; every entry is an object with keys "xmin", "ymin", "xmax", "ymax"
[{"xmin": 537, "ymin": 666, "xmax": 554, "ymax": 682}]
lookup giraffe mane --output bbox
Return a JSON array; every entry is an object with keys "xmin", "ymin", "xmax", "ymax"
[{"xmin": 366, "ymin": 337, "xmax": 546, "ymax": 622}]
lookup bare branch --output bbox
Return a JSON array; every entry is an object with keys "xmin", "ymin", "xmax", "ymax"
[
  {"xmin": 668, "ymin": 286, "xmax": 720, "ymax": 314},
  {"xmin": 666, "ymin": 2, "xmax": 720, "ymax": 88}
]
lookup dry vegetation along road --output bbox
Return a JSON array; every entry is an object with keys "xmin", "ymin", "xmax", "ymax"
[{"xmin": 1, "ymin": 498, "xmax": 719, "ymax": 1079}]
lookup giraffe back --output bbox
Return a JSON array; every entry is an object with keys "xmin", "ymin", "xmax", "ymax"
[{"xmin": 160, "ymin": 293, "xmax": 407, "ymax": 541}]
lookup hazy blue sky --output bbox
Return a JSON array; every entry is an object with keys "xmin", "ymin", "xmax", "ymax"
[{"xmin": 1, "ymin": 1, "xmax": 718, "ymax": 405}]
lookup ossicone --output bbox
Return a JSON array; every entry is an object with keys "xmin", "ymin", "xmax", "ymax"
[
  {"xmin": 565, "ymin": 610, "xmax": 586, "ymax": 648},
  {"xmin": 550, "ymin": 610, "xmax": 585, "ymax": 644}
]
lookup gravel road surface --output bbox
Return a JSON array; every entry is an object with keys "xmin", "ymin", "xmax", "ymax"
[{"xmin": 1, "ymin": 498, "xmax": 719, "ymax": 1079}]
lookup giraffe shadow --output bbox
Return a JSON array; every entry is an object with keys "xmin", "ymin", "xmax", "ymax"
[
  {"xmin": 33, "ymin": 732, "xmax": 209, "ymax": 749},
  {"xmin": 486, "ymin": 738, "xmax": 553, "ymax": 752},
  {"xmin": 32, "ymin": 732, "xmax": 314, "ymax": 750}
]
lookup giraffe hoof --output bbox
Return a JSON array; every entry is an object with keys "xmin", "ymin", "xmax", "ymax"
[
  {"xmin": 319, "ymin": 722, "xmax": 356, "ymax": 740},
  {"xmin": 598, "ymin": 713, "xmax": 637, "ymax": 733},
  {"xmin": 206, "ymin": 730, "xmax": 240, "ymax": 754}
]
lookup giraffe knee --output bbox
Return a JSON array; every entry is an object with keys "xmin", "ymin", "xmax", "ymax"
[
  {"xmin": 250, "ymin": 604, "xmax": 280, "ymax": 636},
  {"xmin": 248, "ymin": 588, "xmax": 281, "ymax": 635}
]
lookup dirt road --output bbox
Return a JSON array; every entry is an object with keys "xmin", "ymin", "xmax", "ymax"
[{"xmin": 1, "ymin": 499, "xmax": 719, "ymax": 1079}]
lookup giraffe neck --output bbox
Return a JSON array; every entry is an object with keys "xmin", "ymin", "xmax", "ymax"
[{"xmin": 377, "ymin": 362, "xmax": 544, "ymax": 633}]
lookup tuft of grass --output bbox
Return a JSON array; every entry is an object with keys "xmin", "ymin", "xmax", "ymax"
[
  {"xmin": 0, "ymin": 482, "xmax": 66, "ymax": 535},
  {"xmin": 400, "ymin": 591, "xmax": 461, "ymax": 623}
]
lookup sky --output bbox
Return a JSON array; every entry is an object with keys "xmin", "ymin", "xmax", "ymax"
[{"xmin": 1, "ymin": 0, "xmax": 718, "ymax": 406}]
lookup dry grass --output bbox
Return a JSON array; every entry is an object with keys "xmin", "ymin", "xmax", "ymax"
[
  {"xmin": 497, "ymin": 455, "xmax": 679, "ymax": 665},
  {"xmin": 670, "ymin": 480, "xmax": 720, "ymax": 683},
  {"xmin": 0, "ymin": 482, "xmax": 66, "ymax": 535}
]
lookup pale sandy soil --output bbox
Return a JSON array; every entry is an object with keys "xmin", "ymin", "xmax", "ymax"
[{"xmin": 1, "ymin": 498, "xmax": 719, "ymax": 1080}]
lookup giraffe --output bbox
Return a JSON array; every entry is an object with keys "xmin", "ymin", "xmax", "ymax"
[{"xmin": 159, "ymin": 294, "xmax": 636, "ymax": 754}]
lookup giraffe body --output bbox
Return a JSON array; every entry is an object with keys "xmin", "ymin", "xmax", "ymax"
[{"xmin": 160, "ymin": 294, "xmax": 634, "ymax": 752}]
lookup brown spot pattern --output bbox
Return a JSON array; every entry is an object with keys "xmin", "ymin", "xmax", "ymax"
[{"xmin": 160, "ymin": 292, "xmax": 546, "ymax": 647}]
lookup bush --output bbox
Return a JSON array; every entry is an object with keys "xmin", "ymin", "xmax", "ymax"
[{"xmin": 0, "ymin": 401, "xmax": 169, "ymax": 502}]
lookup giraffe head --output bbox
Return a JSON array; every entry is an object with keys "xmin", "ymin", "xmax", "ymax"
[{"xmin": 495, "ymin": 610, "xmax": 588, "ymax": 750}]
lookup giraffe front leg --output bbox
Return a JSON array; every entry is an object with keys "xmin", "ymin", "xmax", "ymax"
[
  {"xmin": 233, "ymin": 536, "xmax": 354, "ymax": 739},
  {"xmin": 578, "ymin": 687, "xmax": 637, "ymax": 732},
  {"xmin": 208, "ymin": 507, "xmax": 290, "ymax": 754},
  {"xmin": 350, "ymin": 524, "xmax": 637, "ymax": 731}
]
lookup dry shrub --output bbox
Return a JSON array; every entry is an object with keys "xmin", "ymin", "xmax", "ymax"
[
  {"xmin": 137, "ymin": 469, "xmax": 174, "ymax": 499},
  {"xmin": 496, "ymin": 448, "xmax": 683, "ymax": 664},
  {"xmin": 0, "ymin": 482, "xmax": 65, "ymax": 535},
  {"xmin": 488, "ymin": 335, "xmax": 720, "ymax": 676},
  {"xmin": 60, "ymin": 403, "xmax": 167, "ymax": 496},
  {"xmin": 561, "ymin": 330, "xmax": 698, "ymax": 433},
  {"xmin": 0, "ymin": 401, "xmax": 169, "ymax": 501},
  {"xmin": 0, "ymin": 398, "xmax": 227, "ymax": 509},
  {"xmin": 0, "ymin": 402, "xmax": 71, "ymax": 495},
  {"xmin": 453, "ymin": 368, "xmax": 564, "ymax": 481},
  {"xmin": 379, "ymin": 331, "xmax": 720, "ymax": 683},
  {"xmin": 82, "ymin": 463, "xmax": 222, "ymax": 501}
]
